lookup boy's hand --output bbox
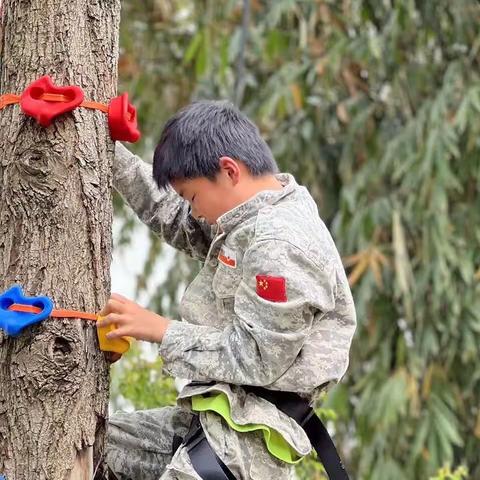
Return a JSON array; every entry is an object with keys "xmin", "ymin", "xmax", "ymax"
[{"xmin": 97, "ymin": 293, "xmax": 170, "ymax": 343}]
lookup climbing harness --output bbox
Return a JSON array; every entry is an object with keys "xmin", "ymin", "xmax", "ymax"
[
  {"xmin": 174, "ymin": 415, "xmax": 236, "ymax": 480},
  {"xmin": 243, "ymin": 386, "xmax": 350, "ymax": 480},
  {"xmin": 173, "ymin": 382, "xmax": 350, "ymax": 480},
  {"xmin": 191, "ymin": 391, "xmax": 303, "ymax": 464}
]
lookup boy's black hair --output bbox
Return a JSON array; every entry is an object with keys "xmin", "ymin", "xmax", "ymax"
[{"xmin": 152, "ymin": 100, "xmax": 278, "ymax": 188}]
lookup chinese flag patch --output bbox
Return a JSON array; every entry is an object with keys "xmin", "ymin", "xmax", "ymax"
[{"xmin": 256, "ymin": 275, "xmax": 287, "ymax": 302}]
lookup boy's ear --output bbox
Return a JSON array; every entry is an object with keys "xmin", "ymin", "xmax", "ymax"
[{"xmin": 219, "ymin": 156, "xmax": 241, "ymax": 185}]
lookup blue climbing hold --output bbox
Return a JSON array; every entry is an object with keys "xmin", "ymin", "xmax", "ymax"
[{"xmin": 0, "ymin": 285, "xmax": 53, "ymax": 337}]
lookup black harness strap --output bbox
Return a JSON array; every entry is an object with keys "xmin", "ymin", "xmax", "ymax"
[
  {"xmin": 303, "ymin": 412, "xmax": 349, "ymax": 480},
  {"xmin": 181, "ymin": 415, "xmax": 236, "ymax": 480},
  {"xmin": 243, "ymin": 386, "xmax": 350, "ymax": 480}
]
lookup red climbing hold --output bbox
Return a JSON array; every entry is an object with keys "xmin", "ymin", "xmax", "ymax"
[
  {"xmin": 108, "ymin": 92, "xmax": 141, "ymax": 143},
  {"xmin": 20, "ymin": 75, "xmax": 84, "ymax": 127}
]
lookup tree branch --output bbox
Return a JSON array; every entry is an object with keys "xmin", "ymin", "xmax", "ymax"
[{"xmin": 234, "ymin": 0, "xmax": 250, "ymax": 107}]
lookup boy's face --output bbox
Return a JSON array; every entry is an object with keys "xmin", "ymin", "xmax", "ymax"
[{"xmin": 171, "ymin": 158, "xmax": 243, "ymax": 225}]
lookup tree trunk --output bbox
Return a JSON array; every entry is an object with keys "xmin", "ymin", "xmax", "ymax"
[{"xmin": 0, "ymin": 1, "xmax": 121, "ymax": 478}]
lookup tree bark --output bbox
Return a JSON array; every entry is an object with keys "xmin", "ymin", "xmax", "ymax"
[{"xmin": 0, "ymin": 1, "xmax": 120, "ymax": 478}]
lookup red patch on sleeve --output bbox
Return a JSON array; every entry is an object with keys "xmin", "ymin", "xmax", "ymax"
[{"xmin": 256, "ymin": 275, "xmax": 287, "ymax": 302}]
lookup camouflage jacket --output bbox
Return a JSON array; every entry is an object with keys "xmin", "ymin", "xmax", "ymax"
[{"xmin": 114, "ymin": 143, "xmax": 357, "ymax": 457}]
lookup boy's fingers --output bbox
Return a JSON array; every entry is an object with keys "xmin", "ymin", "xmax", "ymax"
[
  {"xmin": 106, "ymin": 326, "xmax": 130, "ymax": 340},
  {"xmin": 97, "ymin": 313, "xmax": 122, "ymax": 328},
  {"xmin": 108, "ymin": 298, "xmax": 126, "ymax": 313},
  {"xmin": 98, "ymin": 303, "xmax": 111, "ymax": 317},
  {"xmin": 111, "ymin": 293, "xmax": 130, "ymax": 303},
  {"xmin": 99, "ymin": 298, "xmax": 125, "ymax": 317}
]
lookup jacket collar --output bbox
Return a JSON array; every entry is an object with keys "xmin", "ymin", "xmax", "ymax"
[{"xmin": 216, "ymin": 173, "xmax": 297, "ymax": 234}]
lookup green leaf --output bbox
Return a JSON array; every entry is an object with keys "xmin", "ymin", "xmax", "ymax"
[{"xmin": 184, "ymin": 30, "xmax": 203, "ymax": 64}]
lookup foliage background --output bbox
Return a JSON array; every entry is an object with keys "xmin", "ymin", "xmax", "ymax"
[{"xmin": 110, "ymin": 1, "xmax": 480, "ymax": 478}]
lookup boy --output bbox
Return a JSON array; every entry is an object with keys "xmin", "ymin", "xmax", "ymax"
[{"xmin": 101, "ymin": 101, "xmax": 356, "ymax": 479}]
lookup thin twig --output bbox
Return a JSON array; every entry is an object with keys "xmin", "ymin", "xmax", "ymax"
[{"xmin": 234, "ymin": 0, "xmax": 250, "ymax": 106}]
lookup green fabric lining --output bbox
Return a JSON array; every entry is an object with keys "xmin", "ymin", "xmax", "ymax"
[{"xmin": 191, "ymin": 392, "xmax": 304, "ymax": 464}]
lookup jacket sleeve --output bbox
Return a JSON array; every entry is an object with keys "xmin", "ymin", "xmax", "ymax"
[
  {"xmin": 158, "ymin": 238, "xmax": 353, "ymax": 387},
  {"xmin": 113, "ymin": 142, "xmax": 213, "ymax": 260}
]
